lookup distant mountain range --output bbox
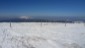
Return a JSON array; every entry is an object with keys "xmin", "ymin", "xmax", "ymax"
[{"xmin": 0, "ymin": 16, "xmax": 85, "ymax": 23}]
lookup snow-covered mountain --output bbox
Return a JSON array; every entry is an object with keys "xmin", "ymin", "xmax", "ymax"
[{"xmin": 0, "ymin": 16, "xmax": 85, "ymax": 22}]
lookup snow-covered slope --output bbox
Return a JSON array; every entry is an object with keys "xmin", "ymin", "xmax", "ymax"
[{"xmin": 0, "ymin": 22, "xmax": 85, "ymax": 48}]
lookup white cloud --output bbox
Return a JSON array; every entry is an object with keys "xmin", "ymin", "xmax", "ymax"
[{"xmin": 19, "ymin": 16, "xmax": 31, "ymax": 19}]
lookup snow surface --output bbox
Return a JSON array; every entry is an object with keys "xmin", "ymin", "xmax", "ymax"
[{"xmin": 0, "ymin": 22, "xmax": 85, "ymax": 48}]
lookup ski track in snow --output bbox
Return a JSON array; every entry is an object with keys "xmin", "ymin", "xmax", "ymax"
[{"xmin": 0, "ymin": 22, "xmax": 85, "ymax": 48}]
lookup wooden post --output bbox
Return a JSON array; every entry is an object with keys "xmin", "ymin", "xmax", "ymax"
[
  {"xmin": 65, "ymin": 19, "xmax": 68, "ymax": 27},
  {"xmin": 10, "ymin": 21, "xmax": 11, "ymax": 28}
]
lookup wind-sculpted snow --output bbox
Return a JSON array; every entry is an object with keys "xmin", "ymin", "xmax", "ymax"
[{"xmin": 0, "ymin": 22, "xmax": 85, "ymax": 48}]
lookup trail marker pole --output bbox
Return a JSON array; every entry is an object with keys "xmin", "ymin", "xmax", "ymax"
[
  {"xmin": 10, "ymin": 21, "xmax": 12, "ymax": 28},
  {"xmin": 65, "ymin": 19, "xmax": 68, "ymax": 27}
]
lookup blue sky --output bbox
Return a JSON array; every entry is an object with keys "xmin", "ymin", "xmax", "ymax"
[{"xmin": 0, "ymin": 0, "xmax": 85, "ymax": 16}]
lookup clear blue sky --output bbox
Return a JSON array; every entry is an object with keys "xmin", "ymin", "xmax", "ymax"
[{"xmin": 0, "ymin": 0, "xmax": 85, "ymax": 16}]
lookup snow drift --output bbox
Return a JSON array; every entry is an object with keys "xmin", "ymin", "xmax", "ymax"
[{"xmin": 0, "ymin": 22, "xmax": 85, "ymax": 48}]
